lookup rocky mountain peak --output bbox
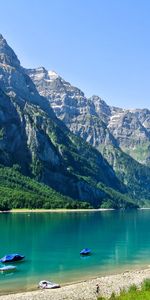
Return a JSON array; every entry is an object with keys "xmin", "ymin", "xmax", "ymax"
[
  {"xmin": 90, "ymin": 95, "xmax": 104, "ymax": 102},
  {"xmin": 0, "ymin": 34, "xmax": 4, "ymax": 40},
  {"xmin": 0, "ymin": 33, "xmax": 20, "ymax": 68},
  {"xmin": 29, "ymin": 64, "xmax": 150, "ymax": 166},
  {"xmin": 26, "ymin": 66, "xmax": 48, "ymax": 82},
  {"xmin": 48, "ymin": 70, "xmax": 59, "ymax": 80},
  {"xmin": 90, "ymin": 95, "xmax": 111, "ymax": 120},
  {"xmin": 26, "ymin": 67, "xmax": 85, "ymax": 101},
  {"xmin": 0, "ymin": 35, "xmax": 55, "ymax": 119}
]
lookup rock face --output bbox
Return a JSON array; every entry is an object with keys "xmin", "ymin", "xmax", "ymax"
[
  {"xmin": 0, "ymin": 34, "xmax": 128, "ymax": 208},
  {"xmin": 27, "ymin": 66, "xmax": 150, "ymax": 204},
  {"xmin": 27, "ymin": 66, "xmax": 150, "ymax": 166},
  {"xmin": 26, "ymin": 68, "xmax": 117, "ymax": 151}
]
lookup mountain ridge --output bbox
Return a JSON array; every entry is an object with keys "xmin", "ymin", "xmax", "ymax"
[
  {"xmin": 28, "ymin": 66, "xmax": 150, "ymax": 166},
  {"xmin": 0, "ymin": 33, "xmax": 134, "ymax": 209},
  {"xmin": 27, "ymin": 65, "xmax": 150, "ymax": 204},
  {"xmin": 26, "ymin": 68, "xmax": 150, "ymax": 160}
]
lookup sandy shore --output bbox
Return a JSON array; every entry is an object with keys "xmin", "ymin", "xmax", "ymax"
[
  {"xmin": 1, "ymin": 268, "xmax": 150, "ymax": 300},
  {"xmin": 0, "ymin": 208, "xmax": 114, "ymax": 213}
]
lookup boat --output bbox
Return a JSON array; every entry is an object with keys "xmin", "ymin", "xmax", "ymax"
[
  {"xmin": 0, "ymin": 254, "xmax": 25, "ymax": 263},
  {"xmin": 80, "ymin": 248, "xmax": 91, "ymax": 255},
  {"xmin": 38, "ymin": 280, "xmax": 60, "ymax": 289},
  {"xmin": 0, "ymin": 265, "xmax": 16, "ymax": 272}
]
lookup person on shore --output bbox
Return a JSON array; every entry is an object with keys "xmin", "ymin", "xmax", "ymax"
[{"xmin": 96, "ymin": 283, "xmax": 100, "ymax": 294}]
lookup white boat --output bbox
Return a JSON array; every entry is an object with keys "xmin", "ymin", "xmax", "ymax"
[
  {"xmin": 38, "ymin": 280, "xmax": 60, "ymax": 289},
  {"xmin": 0, "ymin": 265, "xmax": 16, "ymax": 272}
]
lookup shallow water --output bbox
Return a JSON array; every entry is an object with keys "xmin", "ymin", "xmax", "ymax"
[{"xmin": 1, "ymin": 210, "xmax": 150, "ymax": 294}]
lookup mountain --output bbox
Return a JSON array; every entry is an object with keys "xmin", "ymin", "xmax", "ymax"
[
  {"xmin": 0, "ymin": 34, "xmax": 133, "ymax": 209},
  {"xmin": 27, "ymin": 66, "xmax": 150, "ymax": 204},
  {"xmin": 27, "ymin": 67, "xmax": 150, "ymax": 165},
  {"xmin": 27, "ymin": 67, "xmax": 150, "ymax": 164}
]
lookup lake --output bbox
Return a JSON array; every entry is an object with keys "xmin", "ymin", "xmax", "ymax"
[{"xmin": 1, "ymin": 210, "xmax": 150, "ymax": 295}]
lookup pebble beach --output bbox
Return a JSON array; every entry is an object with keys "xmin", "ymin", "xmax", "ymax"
[{"xmin": 1, "ymin": 267, "xmax": 150, "ymax": 300}]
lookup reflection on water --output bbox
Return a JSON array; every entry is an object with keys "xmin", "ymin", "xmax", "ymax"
[{"xmin": 1, "ymin": 210, "xmax": 150, "ymax": 294}]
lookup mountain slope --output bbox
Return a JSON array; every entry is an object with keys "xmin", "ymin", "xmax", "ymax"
[
  {"xmin": 27, "ymin": 67, "xmax": 150, "ymax": 204},
  {"xmin": 28, "ymin": 67, "xmax": 150, "ymax": 165},
  {"xmin": 0, "ymin": 33, "xmax": 132, "ymax": 209},
  {"xmin": 0, "ymin": 165, "xmax": 90, "ymax": 210}
]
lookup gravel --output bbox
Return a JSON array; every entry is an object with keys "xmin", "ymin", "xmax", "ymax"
[{"xmin": 1, "ymin": 267, "xmax": 150, "ymax": 300}]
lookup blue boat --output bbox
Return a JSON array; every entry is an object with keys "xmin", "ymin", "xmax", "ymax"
[
  {"xmin": 0, "ymin": 254, "xmax": 25, "ymax": 263},
  {"xmin": 80, "ymin": 248, "xmax": 91, "ymax": 255}
]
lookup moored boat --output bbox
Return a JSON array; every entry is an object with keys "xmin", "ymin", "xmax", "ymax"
[
  {"xmin": 0, "ymin": 265, "xmax": 16, "ymax": 272},
  {"xmin": 80, "ymin": 248, "xmax": 91, "ymax": 255},
  {"xmin": 38, "ymin": 280, "xmax": 60, "ymax": 289},
  {"xmin": 0, "ymin": 254, "xmax": 25, "ymax": 263}
]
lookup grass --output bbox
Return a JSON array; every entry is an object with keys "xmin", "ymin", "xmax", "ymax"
[{"xmin": 98, "ymin": 279, "xmax": 150, "ymax": 300}]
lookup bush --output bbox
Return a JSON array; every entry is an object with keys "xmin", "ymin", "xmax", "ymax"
[
  {"xmin": 128, "ymin": 284, "xmax": 137, "ymax": 292},
  {"xmin": 141, "ymin": 279, "xmax": 150, "ymax": 291},
  {"xmin": 109, "ymin": 292, "xmax": 116, "ymax": 299}
]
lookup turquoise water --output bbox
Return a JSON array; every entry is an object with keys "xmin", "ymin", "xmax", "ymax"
[{"xmin": 1, "ymin": 210, "xmax": 150, "ymax": 294}]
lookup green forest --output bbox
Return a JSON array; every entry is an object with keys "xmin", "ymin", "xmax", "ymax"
[{"xmin": 0, "ymin": 165, "xmax": 90, "ymax": 211}]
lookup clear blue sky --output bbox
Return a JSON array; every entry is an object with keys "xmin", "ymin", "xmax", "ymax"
[{"xmin": 1, "ymin": 0, "xmax": 150, "ymax": 108}]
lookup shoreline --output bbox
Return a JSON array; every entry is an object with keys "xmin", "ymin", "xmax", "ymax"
[
  {"xmin": 1, "ymin": 207, "xmax": 150, "ymax": 213},
  {"xmin": 0, "ymin": 208, "xmax": 115, "ymax": 213},
  {"xmin": 139, "ymin": 207, "xmax": 150, "ymax": 210},
  {"xmin": 1, "ymin": 267, "xmax": 150, "ymax": 299}
]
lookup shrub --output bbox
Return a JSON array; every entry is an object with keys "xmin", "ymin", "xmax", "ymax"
[
  {"xmin": 128, "ymin": 284, "xmax": 137, "ymax": 292},
  {"xmin": 141, "ymin": 279, "xmax": 150, "ymax": 291},
  {"xmin": 109, "ymin": 292, "xmax": 116, "ymax": 299}
]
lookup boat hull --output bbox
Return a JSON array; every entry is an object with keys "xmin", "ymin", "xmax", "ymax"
[
  {"xmin": 38, "ymin": 280, "xmax": 60, "ymax": 289},
  {"xmin": 80, "ymin": 248, "xmax": 91, "ymax": 255},
  {"xmin": 0, "ymin": 265, "xmax": 16, "ymax": 272},
  {"xmin": 0, "ymin": 254, "xmax": 25, "ymax": 263}
]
